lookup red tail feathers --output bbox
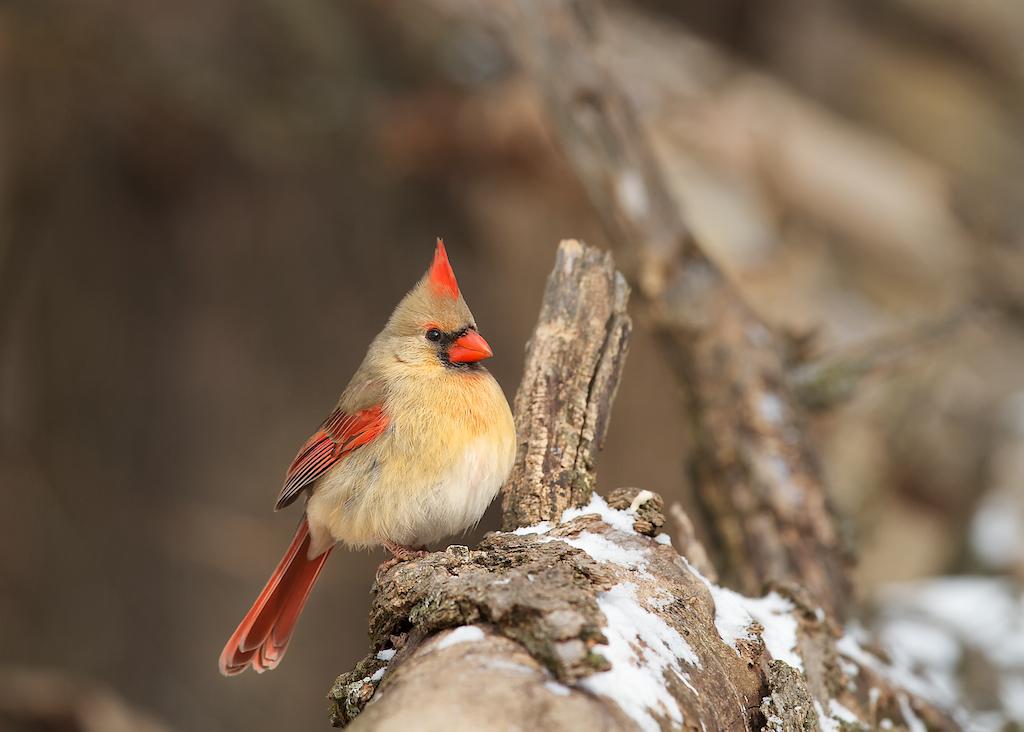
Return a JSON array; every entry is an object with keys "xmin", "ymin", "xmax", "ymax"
[{"xmin": 219, "ymin": 518, "xmax": 331, "ymax": 675}]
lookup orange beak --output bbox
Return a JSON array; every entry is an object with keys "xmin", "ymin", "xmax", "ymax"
[{"xmin": 448, "ymin": 330, "xmax": 493, "ymax": 364}]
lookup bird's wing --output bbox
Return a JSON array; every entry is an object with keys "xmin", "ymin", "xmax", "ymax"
[{"xmin": 274, "ymin": 405, "xmax": 389, "ymax": 510}]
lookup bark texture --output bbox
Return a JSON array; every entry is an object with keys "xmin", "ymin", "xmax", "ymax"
[
  {"xmin": 330, "ymin": 487, "xmax": 958, "ymax": 731},
  {"xmin": 327, "ymin": 242, "xmax": 960, "ymax": 732},
  {"xmin": 500, "ymin": 239, "xmax": 631, "ymax": 530}
]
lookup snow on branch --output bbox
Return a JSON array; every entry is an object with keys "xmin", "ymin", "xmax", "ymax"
[{"xmin": 330, "ymin": 484, "xmax": 959, "ymax": 730}]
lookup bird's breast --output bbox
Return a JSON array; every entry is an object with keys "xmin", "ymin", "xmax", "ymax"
[{"xmin": 306, "ymin": 371, "xmax": 515, "ymax": 549}]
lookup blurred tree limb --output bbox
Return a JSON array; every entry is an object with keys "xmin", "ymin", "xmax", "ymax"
[
  {"xmin": 501, "ymin": 0, "xmax": 853, "ymax": 617},
  {"xmin": 788, "ymin": 306, "xmax": 981, "ymax": 411}
]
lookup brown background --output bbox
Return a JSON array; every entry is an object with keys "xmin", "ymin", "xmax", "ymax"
[{"xmin": 2, "ymin": 1, "xmax": 1022, "ymax": 730}]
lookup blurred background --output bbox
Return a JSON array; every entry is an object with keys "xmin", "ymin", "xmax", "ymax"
[{"xmin": 1, "ymin": 0, "xmax": 1022, "ymax": 730}]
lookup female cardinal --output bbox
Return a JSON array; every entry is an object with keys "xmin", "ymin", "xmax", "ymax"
[{"xmin": 219, "ymin": 240, "xmax": 516, "ymax": 676}]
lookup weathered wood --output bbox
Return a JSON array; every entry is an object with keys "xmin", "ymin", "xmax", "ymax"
[
  {"xmin": 504, "ymin": 0, "xmax": 853, "ymax": 618},
  {"xmin": 330, "ymin": 488, "xmax": 958, "ymax": 731},
  {"xmin": 500, "ymin": 238, "xmax": 631, "ymax": 530},
  {"xmin": 334, "ymin": 629, "xmax": 625, "ymax": 731},
  {"xmin": 335, "ymin": 502, "xmax": 764, "ymax": 731}
]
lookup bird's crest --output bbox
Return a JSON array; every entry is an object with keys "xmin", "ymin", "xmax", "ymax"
[{"xmin": 429, "ymin": 238, "xmax": 460, "ymax": 300}]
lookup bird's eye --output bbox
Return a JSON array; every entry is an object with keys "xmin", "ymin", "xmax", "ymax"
[{"xmin": 425, "ymin": 328, "xmax": 442, "ymax": 342}]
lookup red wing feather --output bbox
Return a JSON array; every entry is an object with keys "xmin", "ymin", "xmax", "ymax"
[{"xmin": 274, "ymin": 405, "xmax": 388, "ymax": 510}]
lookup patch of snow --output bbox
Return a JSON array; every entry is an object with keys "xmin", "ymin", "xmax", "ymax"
[
  {"xmin": 1002, "ymin": 677, "xmax": 1024, "ymax": 723},
  {"xmin": 648, "ymin": 589, "xmax": 675, "ymax": 611},
  {"xmin": 616, "ymin": 170, "xmax": 650, "ymax": 219},
  {"xmin": 562, "ymin": 493, "xmax": 638, "ymax": 535},
  {"xmin": 655, "ymin": 533, "xmax": 673, "ymax": 545},
  {"xmin": 551, "ymin": 531, "xmax": 649, "ymax": 572},
  {"xmin": 814, "ymin": 699, "xmax": 865, "ymax": 731},
  {"xmin": 628, "ymin": 490, "xmax": 656, "ymax": 513},
  {"xmin": 839, "ymin": 657, "xmax": 859, "ymax": 679},
  {"xmin": 756, "ymin": 454, "xmax": 803, "ymax": 510},
  {"xmin": 878, "ymin": 618, "xmax": 960, "ymax": 699},
  {"xmin": 375, "ymin": 649, "xmax": 396, "ymax": 662},
  {"xmin": 514, "ymin": 521, "xmax": 553, "ymax": 536},
  {"xmin": 370, "ymin": 667, "xmax": 386, "ymax": 682},
  {"xmin": 873, "ymin": 575, "xmax": 1024, "ymax": 728},
  {"xmin": 831, "ymin": 700, "xmax": 860, "ymax": 724},
  {"xmin": 515, "ymin": 493, "xmax": 658, "ymax": 573},
  {"xmin": 435, "ymin": 625, "xmax": 485, "ymax": 650},
  {"xmin": 883, "ymin": 577, "xmax": 1022, "ymax": 656},
  {"xmin": 969, "ymin": 489, "xmax": 1023, "ymax": 569},
  {"xmin": 758, "ymin": 393, "xmax": 785, "ymax": 425},
  {"xmin": 897, "ymin": 694, "xmax": 927, "ymax": 732},
  {"xmin": 544, "ymin": 680, "xmax": 571, "ymax": 697},
  {"xmin": 813, "ymin": 700, "xmax": 839, "ymax": 732},
  {"xmin": 745, "ymin": 593, "xmax": 801, "ymax": 671},
  {"xmin": 687, "ymin": 561, "xmax": 801, "ymax": 671},
  {"xmin": 582, "ymin": 583, "xmax": 700, "ymax": 732},
  {"xmin": 836, "ymin": 627, "xmax": 940, "ymax": 704},
  {"xmin": 513, "ymin": 493, "xmax": 642, "ymax": 539},
  {"xmin": 972, "ymin": 712, "xmax": 1011, "ymax": 732}
]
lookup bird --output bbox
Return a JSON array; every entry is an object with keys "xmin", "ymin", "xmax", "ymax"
[{"xmin": 219, "ymin": 239, "xmax": 516, "ymax": 676}]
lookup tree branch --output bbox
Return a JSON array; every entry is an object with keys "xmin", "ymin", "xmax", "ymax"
[
  {"xmin": 788, "ymin": 306, "xmax": 980, "ymax": 411},
  {"xmin": 501, "ymin": 239, "xmax": 632, "ymax": 529}
]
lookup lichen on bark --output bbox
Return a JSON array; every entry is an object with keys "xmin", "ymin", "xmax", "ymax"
[{"xmin": 363, "ymin": 536, "xmax": 616, "ymax": 683}]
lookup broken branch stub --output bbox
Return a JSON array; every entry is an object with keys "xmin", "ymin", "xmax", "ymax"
[{"xmin": 500, "ymin": 238, "xmax": 631, "ymax": 530}]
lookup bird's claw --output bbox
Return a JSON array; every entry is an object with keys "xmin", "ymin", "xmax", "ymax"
[{"xmin": 376, "ymin": 542, "xmax": 429, "ymax": 581}]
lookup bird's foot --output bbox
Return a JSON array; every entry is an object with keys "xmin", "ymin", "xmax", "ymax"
[{"xmin": 376, "ymin": 541, "xmax": 429, "ymax": 580}]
